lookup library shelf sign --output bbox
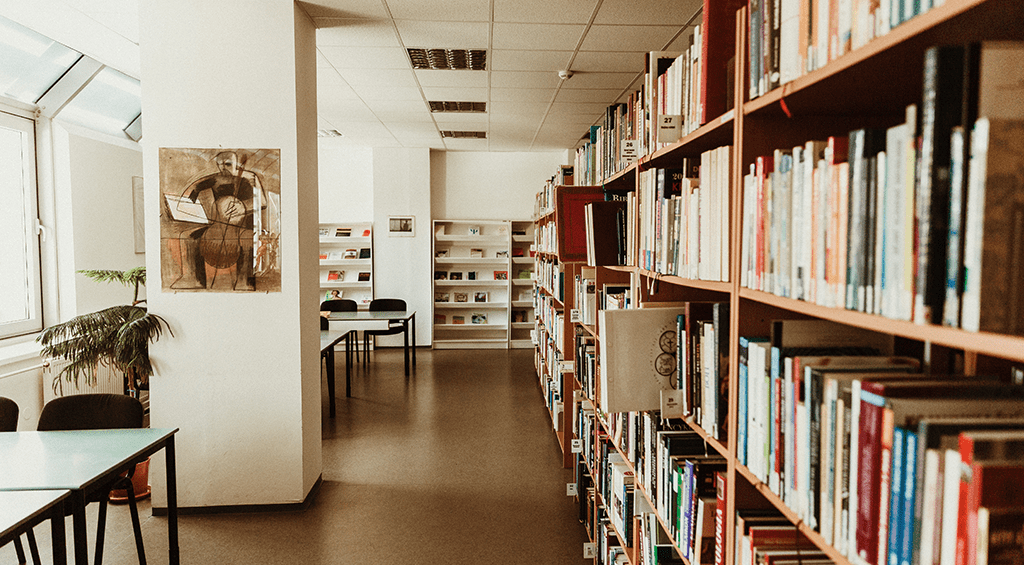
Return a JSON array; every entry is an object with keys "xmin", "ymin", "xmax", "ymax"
[{"xmin": 158, "ymin": 147, "xmax": 282, "ymax": 293}]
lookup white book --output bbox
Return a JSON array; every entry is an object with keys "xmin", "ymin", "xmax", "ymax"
[
  {"xmin": 742, "ymin": 167, "xmax": 755, "ymax": 287},
  {"xmin": 702, "ymin": 322, "xmax": 716, "ymax": 436},
  {"xmin": 847, "ymin": 379, "xmax": 862, "ymax": 557},
  {"xmin": 960, "ymin": 117, "xmax": 989, "ymax": 332},
  {"xmin": 779, "ymin": 0, "xmax": 802, "ymax": 85},
  {"xmin": 721, "ymin": 146, "xmax": 731, "ymax": 283},
  {"xmin": 917, "ymin": 448, "xmax": 942, "ymax": 565},
  {"xmin": 791, "ymin": 145, "xmax": 805, "ymax": 300},
  {"xmin": 938, "ymin": 448, "xmax": 961, "ymax": 565}
]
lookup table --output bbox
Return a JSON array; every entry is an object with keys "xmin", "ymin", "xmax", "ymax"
[
  {"xmin": 1, "ymin": 490, "xmax": 70, "ymax": 565},
  {"xmin": 0, "ymin": 429, "xmax": 180, "ymax": 565},
  {"xmin": 326, "ymin": 310, "xmax": 417, "ymax": 376},
  {"xmin": 321, "ymin": 329, "xmax": 355, "ymax": 417}
]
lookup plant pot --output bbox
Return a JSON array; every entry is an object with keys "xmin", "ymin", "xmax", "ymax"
[{"xmin": 109, "ymin": 457, "xmax": 151, "ymax": 504}]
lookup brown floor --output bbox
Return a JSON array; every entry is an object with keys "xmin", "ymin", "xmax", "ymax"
[{"xmin": 5, "ymin": 348, "xmax": 589, "ymax": 564}]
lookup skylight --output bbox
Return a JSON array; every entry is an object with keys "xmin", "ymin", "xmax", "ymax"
[{"xmin": 0, "ymin": 15, "xmax": 81, "ymax": 104}]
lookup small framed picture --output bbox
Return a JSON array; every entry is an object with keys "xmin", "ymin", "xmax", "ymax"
[
  {"xmin": 467, "ymin": 271, "xmax": 477, "ymax": 280},
  {"xmin": 449, "ymin": 271, "xmax": 463, "ymax": 281},
  {"xmin": 434, "ymin": 271, "xmax": 448, "ymax": 280},
  {"xmin": 471, "ymin": 313, "xmax": 488, "ymax": 324},
  {"xmin": 389, "ymin": 215, "xmax": 415, "ymax": 237},
  {"xmin": 474, "ymin": 292, "xmax": 488, "ymax": 303},
  {"xmin": 434, "ymin": 291, "xmax": 450, "ymax": 302},
  {"xmin": 494, "ymin": 271, "xmax": 508, "ymax": 280},
  {"xmin": 454, "ymin": 292, "xmax": 469, "ymax": 303}
]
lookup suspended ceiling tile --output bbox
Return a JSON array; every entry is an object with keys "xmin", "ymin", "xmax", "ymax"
[
  {"xmin": 558, "ymin": 71, "xmax": 638, "ymax": 90},
  {"xmin": 316, "ymin": 19, "xmax": 401, "ymax": 47},
  {"xmin": 434, "ymin": 115, "xmax": 489, "ymax": 127},
  {"xmin": 414, "ymin": 69, "xmax": 488, "ymax": 88},
  {"xmin": 571, "ymin": 51, "xmax": 647, "ymax": 73},
  {"xmin": 490, "ymin": 49, "xmax": 573, "ymax": 72},
  {"xmin": 491, "ymin": 23, "xmax": 586, "ymax": 51},
  {"xmin": 554, "ymin": 88, "xmax": 625, "ymax": 103},
  {"xmin": 420, "ymin": 86, "xmax": 489, "ymax": 102},
  {"xmin": 317, "ymin": 50, "xmax": 333, "ymax": 67},
  {"xmin": 402, "ymin": 138, "xmax": 446, "ymax": 149},
  {"xmin": 337, "ymin": 121, "xmax": 394, "ymax": 137},
  {"xmin": 374, "ymin": 109, "xmax": 437, "ymax": 122},
  {"xmin": 593, "ymin": 0, "xmax": 702, "ymax": 25},
  {"xmin": 318, "ymin": 46, "xmax": 413, "ymax": 69},
  {"xmin": 384, "ymin": 122, "xmax": 441, "ymax": 137},
  {"xmin": 666, "ymin": 27, "xmax": 699, "ymax": 51},
  {"xmin": 395, "ymin": 20, "xmax": 489, "ymax": 49},
  {"xmin": 363, "ymin": 98, "xmax": 429, "ymax": 113},
  {"xmin": 490, "ymin": 88, "xmax": 554, "ymax": 102},
  {"xmin": 492, "ymin": 0, "xmax": 595, "ymax": 24},
  {"xmin": 386, "ymin": 0, "xmax": 491, "ymax": 22},
  {"xmin": 489, "ymin": 100, "xmax": 551, "ymax": 115},
  {"xmin": 549, "ymin": 101, "xmax": 610, "ymax": 115},
  {"xmin": 490, "ymin": 71, "xmax": 560, "ymax": 89},
  {"xmin": 579, "ymin": 24, "xmax": 683, "ymax": 52},
  {"xmin": 339, "ymin": 68, "xmax": 418, "ymax": 87},
  {"xmin": 348, "ymin": 85, "xmax": 425, "ymax": 101},
  {"xmin": 303, "ymin": 0, "xmax": 392, "ymax": 19},
  {"xmin": 443, "ymin": 138, "xmax": 491, "ymax": 150}
]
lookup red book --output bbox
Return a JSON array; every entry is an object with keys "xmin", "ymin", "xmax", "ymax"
[
  {"xmin": 700, "ymin": 0, "xmax": 746, "ymax": 122},
  {"xmin": 715, "ymin": 472, "xmax": 726, "ymax": 565},
  {"xmin": 957, "ymin": 430, "xmax": 1024, "ymax": 565}
]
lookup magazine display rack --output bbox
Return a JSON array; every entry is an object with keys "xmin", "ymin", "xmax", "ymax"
[{"xmin": 319, "ymin": 223, "xmax": 373, "ymax": 309}]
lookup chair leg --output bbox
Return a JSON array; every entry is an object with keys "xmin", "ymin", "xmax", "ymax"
[
  {"xmin": 95, "ymin": 498, "xmax": 108, "ymax": 565},
  {"xmin": 125, "ymin": 480, "xmax": 147, "ymax": 565},
  {"xmin": 14, "ymin": 535, "xmax": 26, "ymax": 563},
  {"xmin": 25, "ymin": 530, "xmax": 41, "ymax": 565}
]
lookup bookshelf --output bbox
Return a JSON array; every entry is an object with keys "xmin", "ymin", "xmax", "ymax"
[
  {"xmin": 535, "ymin": 2, "xmax": 1024, "ymax": 565},
  {"xmin": 431, "ymin": 220, "xmax": 511, "ymax": 349},
  {"xmin": 318, "ymin": 223, "xmax": 373, "ymax": 308},
  {"xmin": 510, "ymin": 220, "xmax": 536, "ymax": 349}
]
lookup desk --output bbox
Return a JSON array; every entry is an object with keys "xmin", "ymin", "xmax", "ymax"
[
  {"xmin": 326, "ymin": 311, "xmax": 416, "ymax": 376},
  {"xmin": 0, "ymin": 490, "xmax": 69, "ymax": 565},
  {"xmin": 0, "ymin": 429, "xmax": 179, "ymax": 565},
  {"xmin": 321, "ymin": 329, "xmax": 354, "ymax": 417}
]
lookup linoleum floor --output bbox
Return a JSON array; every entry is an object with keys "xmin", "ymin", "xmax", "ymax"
[{"xmin": 5, "ymin": 348, "xmax": 589, "ymax": 564}]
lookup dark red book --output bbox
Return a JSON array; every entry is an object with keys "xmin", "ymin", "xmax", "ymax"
[{"xmin": 700, "ymin": 0, "xmax": 746, "ymax": 122}]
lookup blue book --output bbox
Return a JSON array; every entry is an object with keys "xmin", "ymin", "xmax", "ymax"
[
  {"xmin": 682, "ymin": 460, "xmax": 695, "ymax": 559},
  {"xmin": 900, "ymin": 430, "xmax": 918, "ymax": 565},
  {"xmin": 887, "ymin": 427, "xmax": 906, "ymax": 565},
  {"xmin": 738, "ymin": 337, "xmax": 749, "ymax": 467}
]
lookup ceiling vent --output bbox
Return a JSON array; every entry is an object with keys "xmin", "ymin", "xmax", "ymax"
[
  {"xmin": 408, "ymin": 48, "xmax": 486, "ymax": 70},
  {"xmin": 428, "ymin": 101, "xmax": 486, "ymax": 113},
  {"xmin": 441, "ymin": 131, "xmax": 487, "ymax": 139}
]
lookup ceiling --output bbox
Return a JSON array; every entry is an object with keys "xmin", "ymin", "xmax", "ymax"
[{"xmin": 9, "ymin": 0, "xmax": 703, "ymax": 152}]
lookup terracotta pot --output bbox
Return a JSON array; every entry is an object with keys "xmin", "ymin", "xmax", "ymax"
[{"xmin": 109, "ymin": 457, "xmax": 151, "ymax": 503}]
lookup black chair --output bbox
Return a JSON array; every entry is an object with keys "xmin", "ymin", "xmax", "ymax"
[
  {"xmin": 363, "ymin": 298, "xmax": 407, "ymax": 358},
  {"xmin": 1, "ymin": 396, "xmax": 42, "ymax": 565},
  {"xmin": 320, "ymin": 299, "xmax": 359, "ymax": 362},
  {"xmin": 37, "ymin": 394, "xmax": 147, "ymax": 565}
]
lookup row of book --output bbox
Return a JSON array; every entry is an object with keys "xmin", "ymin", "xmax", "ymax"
[
  {"xmin": 749, "ymin": 0, "xmax": 950, "ymax": 99},
  {"xmin": 736, "ymin": 318, "xmax": 1024, "ymax": 565},
  {"xmin": 534, "ymin": 257, "xmax": 565, "ymax": 302},
  {"xmin": 573, "ymin": 0, "xmax": 744, "ymax": 186},
  {"xmin": 636, "ymin": 147, "xmax": 731, "ymax": 281},
  {"xmin": 741, "ymin": 42, "xmax": 1024, "ymax": 337},
  {"xmin": 572, "ymin": 268, "xmax": 632, "ymax": 327}
]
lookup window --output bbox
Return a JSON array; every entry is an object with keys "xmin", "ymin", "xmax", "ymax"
[{"xmin": 0, "ymin": 110, "xmax": 42, "ymax": 338}]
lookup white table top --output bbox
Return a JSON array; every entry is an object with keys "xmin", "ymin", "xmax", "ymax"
[{"xmin": 0, "ymin": 489, "xmax": 70, "ymax": 538}]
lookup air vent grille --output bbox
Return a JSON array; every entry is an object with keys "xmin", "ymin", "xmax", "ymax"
[
  {"xmin": 408, "ymin": 48, "xmax": 486, "ymax": 70},
  {"xmin": 441, "ymin": 131, "xmax": 487, "ymax": 139},
  {"xmin": 429, "ymin": 101, "xmax": 486, "ymax": 113}
]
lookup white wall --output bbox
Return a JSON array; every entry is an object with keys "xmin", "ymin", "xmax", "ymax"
[
  {"xmin": 372, "ymin": 148, "xmax": 432, "ymax": 346},
  {"xmin": 59, "ymin": 127, "xmax": 146, "ymax": 315},
  {"xmin": 318, "ymin": 144, "xmax": 372, "ymax": 222},
  {"xmin": 431, "ymin": 150, "xmax": 568, "ymax": 222},
  {"xmin": 140, "ymin": 0, "xmax": 320, "ymax": 508}
]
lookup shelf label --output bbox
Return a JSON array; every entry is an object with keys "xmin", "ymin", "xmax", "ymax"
[
  {"xmin": 567, "ymin": 483, "xmax": 578, "ymax": 497},
  {"xmin": 657, "ymin": 115, "xmax": 682, "ymax": 143},
  {"xmin": 583, "ymin": 543, "xmax": 597, "ymax": 559},
  {"xmin": 570, "ymin": 309, "xmax": 581, "ymax": 323},
  {"xmin": 621, "ymin": 139, "xmax": 638, "ymax": 160},
  {"xmin": 559, "ymin": 360, "xmax": 574, "ymax": 373},
  {"xmin": 661, "ymin": 389, "xmax": 685, "ymax": 418},
  {"xmin": 571, "ymin": 438, "xmax": 583, "ymax": 453}
]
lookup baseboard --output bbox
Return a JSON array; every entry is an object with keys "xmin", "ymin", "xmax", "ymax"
[{"xmin": 152, "ymin": 474, "xmax": 323, "ymax": 516}]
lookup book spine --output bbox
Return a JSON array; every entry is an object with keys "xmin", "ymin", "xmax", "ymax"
[
  {"xmin": 888, "ymin": 427, "xmax": 906, "ymax": 565},
  {"xmin": 858, "ymin": 387, "xmax": 885, "ymax": 565},
  {"xmin": 715, "ymin": 472, "xmax": 727, "ymax": 565},
  {"xmin": 739, "ymin": 337, "xmax": 749, "ymax": 467},
  {"xmin": 901, "ymin": 430, "xmax": 918, "ymax": 565}
]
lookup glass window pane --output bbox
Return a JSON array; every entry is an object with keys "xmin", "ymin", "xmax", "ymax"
[
  {"xmin": 0, "ymin": 111, "xmax": 41, "ymax": 337},
  {"xmin": 0, "ymin": 16, "xmax": 81, "ymax": 104},
  {"xmin": 57, "ymin": 67, "xmax": 141, "ymax": 137}
]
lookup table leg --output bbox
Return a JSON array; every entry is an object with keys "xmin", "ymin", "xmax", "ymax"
[
  {"xmin": 50, "ymin": 506, "xmax": 67, "ymax": 565},
  {"xmin": 345, "ymin": 332, "xmax": 352, "ymax": 397},
  {"xmin": 71, "ymin": 493, "xmax": 87, "ymax": 565},
  {"xmin": 166, "ymin": 436, "xmax": 179, "ymax": 565},
  {"xmin": 327, "ymin": 347, "xmax": 336, "ymax": 418},
  {"xmin": 403, "ymin": 319, "xmax": 410, "ymax": 376},
  {"xmin": 411, "ymin": 313, "xmax": 417, "ymax": 367}
]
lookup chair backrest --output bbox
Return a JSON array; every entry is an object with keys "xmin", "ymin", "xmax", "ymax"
[
  {"xmin": 320, "ymin": 299, "xmax": 358, "ymax": 312},
  {"xmin": 320, "ymin": 315, "xmax": 330, "ymax": 331},
  {"xmin": 37, "ymin": 394, "xmax": 144, "ymax": 431},
  {"xmin": 369, "ymin": 298, "xmax": 406, "ymax": 312},
  {"xmin": 0, "ymin": 396, "xmax": 19, "ymax": 432}
]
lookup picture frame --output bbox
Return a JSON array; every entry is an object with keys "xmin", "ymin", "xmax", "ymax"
[
  {"xmin": 434, "ymin": 291, "xmax": 450, "ymax": 302},
  {"xmin": 474, "ymin": 292, "xmax": 488, "ymax": 303},
  {"xmin": 494, "ymin": 271, "xmax": 508, "ymax": 280},
  {"xmin": 471, "ymin": 313, "xmax": 488, "ymax": 324},
  {"xmin": 449, "ymin": 271, "xmax": 463, "ymax": 281},
  {"xmin": 454, "ymin": 292, "xmax": 469, "ymax": 303},
  {"xmin": 467, "ymin": 271, "xmax": 477, "ymax": 280},
  {"xmin": 434, "ymin": 271, "xmax": 448, "ymax": 280},
  {"xmin": 388, "ymin": 215, "xmax": 415, "ymax": 237}
]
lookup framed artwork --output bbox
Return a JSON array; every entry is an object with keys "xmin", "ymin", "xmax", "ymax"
[{"xmin": 389, "ymin": 216, "xmax": 415, "ymax": 237}]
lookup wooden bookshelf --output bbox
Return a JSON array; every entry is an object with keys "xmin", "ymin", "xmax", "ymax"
[{"xmin": 539, "ymin": 1, "xmax": 1024, "ymax": 564}]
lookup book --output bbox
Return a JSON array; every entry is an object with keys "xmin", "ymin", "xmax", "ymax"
[
  {"xmin": 449, "ymin": 272, "xmax": 463, "ymax": 280},
  {"xmin": 334, "ymin": 228, "xmax": 351, "ymax": 237},
  {"xmin": 324, "ymin": 290, "xmax": 342, "ymax": 301},
  {"xmin": 318, "ymin": 227, "xmax": 329, "ymax": 237},
  {"xmin": 434, "ymin": 271, "xmax": 447, "ymax": 280},
  {"xmin": 494, "ymin": 271, "xmax": 508, "ymax": 280},
  {"xmin": 433, "ymin": 313, "xmax": 445, "ymax": 324},
  {"xmin": 585, "ymin": 200, "xmax": 627, "ymax": 266},
  {"xmin": 958, "ymin": 430, "xmax": 1024, "ymax": 565},
  {"xmin": 976, "ymin": 507, "xmax": 1024, "ymax": 565},
  {"xmin": 434, "ymin": 291, "xmax": 449, "ymax": 302},
  {"xmin": 357, "ymin": 272, "xmax": 369, "ymax": 281},
  {"xmin": 358, "ymin": 248, "xmax": 370, "ymax": 259},
  {"xmin": 452, "ymin": 315, "xmax": 465, "ymax": 324},
  {"xmin": 467, "ymin": 225, "xmax": 481, "ymax": 236},
  {"xmin": 454, "ymin": 292, "xmax": 468, "ymax": 303},
  {"xmin": 470, "ymin": 248, "xmax": 484, "ymax": 258},
  {"xmin": 471, "ymin": 313, "xmax": 487, "ymax": 324},
  {"xmin": 327, "ymin": 270, "xmax": 344, "ymax": 281},
  {"xmin": 473, "ymin": 292, "xmax": 488, "ymax": 303},
  {"xmin": 599, "ymin": 306, "xmax": 684, "ymax": 413},
  {"xmin": 327, "ymin": 251, "xmax": 344, "ymax": 261},
  {"xmin": 961, "ymin": 117, "xmax": 1024, "ymax": 336}
]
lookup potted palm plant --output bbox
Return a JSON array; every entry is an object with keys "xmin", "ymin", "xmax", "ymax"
[{"xmin": 36, "ymin": 266, "xmax": 171, "ymax": 501}]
